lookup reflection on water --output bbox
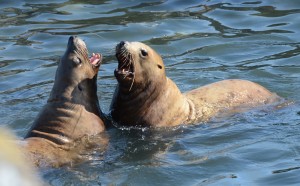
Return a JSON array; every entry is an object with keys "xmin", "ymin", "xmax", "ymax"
[{"xmin": 0, "ymin": 0, "xmax": 300, "ymax": 185}]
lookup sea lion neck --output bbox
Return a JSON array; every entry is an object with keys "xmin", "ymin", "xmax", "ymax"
[
  {"xmin": 111, "ymin": 77, "xmax": 172, "ymax": 126},
  {"xmin": 111, "ymin": 77, "xmax": 190, "ymax": 127},
  {"xmin": 117, "ymin": 72, "xmax": 167, "ymax": 100},
  {"xmin": 47, "ymin": 71, "xmax": 100, "ymax": 113}
]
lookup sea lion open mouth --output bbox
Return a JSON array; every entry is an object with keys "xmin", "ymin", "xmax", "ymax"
[
  {"xmin": 114, "ymin": 41, "xmax": 135, "ymax": 80},
  {"xmin": 90, "ymin": 52, "xmax": 102, "ymax": 68}
]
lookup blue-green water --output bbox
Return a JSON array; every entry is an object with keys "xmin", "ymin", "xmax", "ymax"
[{"xmin": 0, "ymin": 0, "xmax": 300, "ymax": 185}]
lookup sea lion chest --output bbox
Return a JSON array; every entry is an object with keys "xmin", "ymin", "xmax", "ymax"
[{"xmin": 26, "ymin": 101, "xmax": 104, "ymax": 144}]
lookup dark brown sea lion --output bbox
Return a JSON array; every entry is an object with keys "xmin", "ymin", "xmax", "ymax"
[
  {"xmin": 23, "ymin": 36, "xmax": 107, "ymax": 167},
  {"xmin": 110, "ymin": 41, "xmax": 280, "ymax": 127}
]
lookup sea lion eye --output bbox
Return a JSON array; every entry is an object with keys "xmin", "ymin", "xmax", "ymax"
[
  {"xmin": 74, "ymin": 57, "xmax": 82, "ymax": 65},
  {"xmin": 141, "ymin": 49, "xmax": 148, "ymax": 57}
]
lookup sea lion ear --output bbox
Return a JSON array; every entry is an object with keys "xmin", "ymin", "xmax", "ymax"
[{"xmin": 157, "ymin": 64, "xmax": 162, "ymax": 69}]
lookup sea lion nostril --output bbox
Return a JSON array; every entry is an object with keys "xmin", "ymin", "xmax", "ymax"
[
  {"xmin": 68, "ymin": 36, "xmax": 77, "ymax": 47},
  {"xmin": 69, "ymin": 36, "xmax": 78, "ymax": 43},
  {"xmin": 119, "ymin": 41, "xmax": 125, "ymax": 47},
  {"xmin": 116, "ymin": 41, "xmax": 127, "ymax": 52},
  {"xmin": 69, "ymin": 36, "xmax": 74, "ymax": 41}
]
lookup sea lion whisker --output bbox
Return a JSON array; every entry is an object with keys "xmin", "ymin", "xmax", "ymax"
[
  {"xmin": 119, "ymin": 61, "xmax": 126, "ymax": 69},
  {"xmin": 119, "ymin": 57, "xmax": 129, "ymax": 69},
  {"xmin": 128, "ymin": 54, "xmax": 135, "ymax": 92},
  {"xmin": 126, "ymin": 54, "xmax": 132, "ymax": 69},
  {"xmin": 119, "ymin": 49, "xmax": 128, "ymax": 61},
  {"xmin": 123, "ymin": 65, "xmax": 133, "ymax": 80},
  {"xmin": 124, "ymin": 50, "xmax": 131, "ymax": 60},
  {"xmin": 119, "ymin": 50, "xmax": 132, "ymax": 70},
  {"xmin": 119, "ymin": 49, "xmax": 127, "ymax": 59},
  {"xmin": 123, "ymin": 73, "xmax": 129, "ymax": 79},
  {"xmin": 91, "ymin": 32, "xmax": 104, "ymax": 39},
  {"xmin": 120, "ymin": 48, "xmax": 127, "ymax": 55},
  {"xmin": 128, "ymin": 76, "xmax": 135, "ymax": 92}
]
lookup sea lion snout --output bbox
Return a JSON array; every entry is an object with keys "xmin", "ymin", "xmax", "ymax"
[
  {"xmin": 67, "ymin": 36, "xmax": 87, "ymax": 52},
  {"xmin": 67, "ymin": 36, "xmax": 78, "ymax": 48},
  {"xmin": 68, "ymin": 35, "xmax": 77, "ymax": 44},
  {"xmin": 118, "ymin": 41, "xmax": 126, "ymax": 47},
  {"xmin": 116, "ymin": 41, "xmax": 128, "ymax": 54},
  {"xmin": 114, "ymin": 41, "xmax": 135, "ymax": 84}
]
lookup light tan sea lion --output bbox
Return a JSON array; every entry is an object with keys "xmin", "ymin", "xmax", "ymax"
[
  {"xmin": 110, "ymin": 41, "xmax": 280, "ymax": 127},
  {"xmin": 23, "ymin": 36, "xmax": 107, "ymax": 167}
]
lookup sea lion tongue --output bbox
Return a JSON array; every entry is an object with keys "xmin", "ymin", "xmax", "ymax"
[{"xmin": 90, "ymin": 53, "xmax": 102, "ymax": 66}]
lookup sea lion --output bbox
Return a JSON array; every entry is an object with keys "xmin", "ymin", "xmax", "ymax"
[
  {"xmin": 110, "ymin": 41, "xmax": 280, "ymax": 127},
  {"xmin": 23, "ymin": 36, "xmax": 107, "ymax": 167}
]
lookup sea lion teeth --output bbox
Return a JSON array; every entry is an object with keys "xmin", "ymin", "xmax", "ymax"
[{"xmin": 90, "ymin": 53, "xmax": 102, "ymax": 66}]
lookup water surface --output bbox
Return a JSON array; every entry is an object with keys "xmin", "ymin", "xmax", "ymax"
[{"xmin": 0, "ymin": 0, "xmax": 300, "ymax": 185}]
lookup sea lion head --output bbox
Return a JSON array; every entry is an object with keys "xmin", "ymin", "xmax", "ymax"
[
  {"xmin": 49, "ymin": 36, "xmax": 102, "ymax": 103},
  {"xmin": 114, "ymin": 41, "xmax": 166, "ymax": 92}
]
